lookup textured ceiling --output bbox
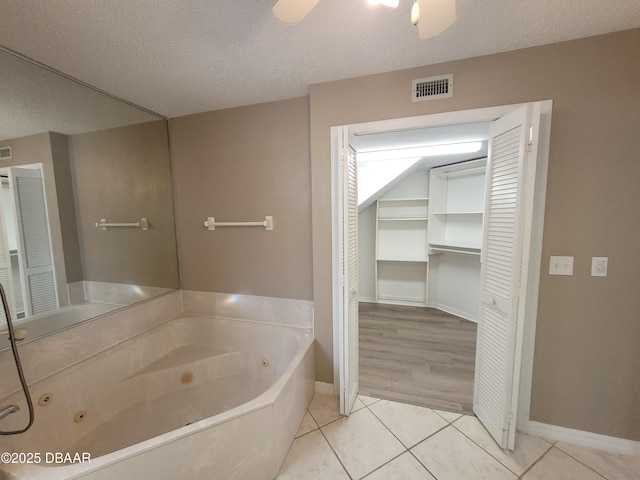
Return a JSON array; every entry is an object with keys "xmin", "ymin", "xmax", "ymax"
[
  {"xmin": 0, "ymin": 49, "xmax": 159, "ymax": 141},
  {"xmin": 1, "ymin": 0, "xmax": 640, "ymax": 119}
]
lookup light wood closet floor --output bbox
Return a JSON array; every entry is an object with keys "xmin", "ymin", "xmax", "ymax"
[{"xmin": 359, "ymin": 302, "xmax": 477, "ymax": 415}]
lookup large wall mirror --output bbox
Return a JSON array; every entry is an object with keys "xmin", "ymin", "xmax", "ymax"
[{"xmin": 0, "ymin": 47, "xmax": 179, "ymax": 348}]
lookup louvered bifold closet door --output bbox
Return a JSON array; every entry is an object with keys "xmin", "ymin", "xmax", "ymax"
[
  {"xmin": 342, "ymin": 144, "xmax": 359, "ymax": 414},
  {"xmin": 474, "ymin": 104, "xmax": 531, "ymax": 450},
  {"xmin": 0, "ymin": 198, "xmax": 17, "ymax": 324},
  {"xmin": 10, "ymin": 167, "xmax": 58, "ymax": 316}
]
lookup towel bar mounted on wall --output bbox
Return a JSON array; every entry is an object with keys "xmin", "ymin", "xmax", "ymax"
[
  {"xmin": 95, "ymin": 218, "xmax": 149, "ymax": 231},
  {"xmin": 204, "ymin": 216, "xmax": 274, "ymax": 231}
]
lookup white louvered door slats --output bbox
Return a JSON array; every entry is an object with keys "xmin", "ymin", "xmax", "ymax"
[
  {"xmin": 28, "ymin": 272, "xmax": 57, "ymax": 314},
  {"xmin": 16, "ymin": 176, "xmax": 51, "ymax": 267},
  {"xmin": 483, "ymin": 126, "xmax": 521, "ymax": 305},
  {"xmin": 0, "ymin": 197, "xmax": 16, "ymax": 325},
  {"xmin": 474, "ymin": 104, "xmax": 532, "ymax": 450},
  {"xmin": 11, "ymin": 167, "xmax": 58, "ymax": 316},
  {"xmin": 342, "ymin": 142, "xmax": 359, "ymax": 415}
]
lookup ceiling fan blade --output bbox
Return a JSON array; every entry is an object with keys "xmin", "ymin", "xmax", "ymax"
[
  {"xmin": 417, "ymin": 0, "xmax": 456, "ymax": 39},
  {"xmin": 273, "ymin": 0, "xmax": 321, "ymax": 23}
]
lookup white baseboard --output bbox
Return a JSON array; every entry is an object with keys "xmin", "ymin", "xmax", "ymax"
[
  {"xmin": 315, "ymin": 381, "xmax": 335, "ymax": 395},
  {"xmin": 376, "ymin": 299, "xmax": 428, "ymax": 307},
  {"xmin": 358, "ymin": 296, "xmax": 377, "ymax": 303},
  {"xmin": 428, "ymin": 302, "xmax": 478, "ymax": 323},
  {"xmin": 523, "ymin": 420, "xmax": 640, "ymax": 456}
]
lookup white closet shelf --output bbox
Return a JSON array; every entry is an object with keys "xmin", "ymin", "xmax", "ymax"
[
  {"xmin": 375, "ymin": 184, "xmax": 429, "ymax": 306},
  {"xmin": 378, "ymin": 197, "xmax": 429, "ymax": 202},
  {"xmin": 429, "ymin": 242, "xmax": 481, "ymax": 255},
  {"xmin": 377, "ymin": 256, "xmax": 428, "ymax": 263},
  {"xmin": 433, "ymin": 165, "xmax": 486, "ymax": 178},
  {"xmin": 431, "ymin": 211, "xmax": 483, "ymax": 216}
]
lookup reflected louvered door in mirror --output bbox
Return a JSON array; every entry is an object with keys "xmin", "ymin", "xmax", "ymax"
[
  {"xmin": 474, "ymin": 103, "xmax": 539, "ymax": 450},
  {"xmin": 10, "ymin": 166, "xmax": 58, "ymax": 316},
  {"xmin": 0, "ymin": 193, "xmax": 17, "ymax": 324}
]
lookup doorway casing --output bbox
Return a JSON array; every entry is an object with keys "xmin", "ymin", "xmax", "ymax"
[{"xmin": 331, "ymin": 100, "xmax": 552, "ymax": 437}]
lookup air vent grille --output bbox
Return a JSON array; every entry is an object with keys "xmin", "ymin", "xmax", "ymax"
[
  {"xmin": 0, "ymin": 147, "xmax": 11, "ymax": 160},
  {"xmin": 412, "ymin": 74, "xmax": 453, "ymax": 102}
]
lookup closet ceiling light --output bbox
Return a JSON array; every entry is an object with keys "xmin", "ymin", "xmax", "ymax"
[{"xmin": 357, "ymin": 141, "xmax": 482, "ymax": 162}]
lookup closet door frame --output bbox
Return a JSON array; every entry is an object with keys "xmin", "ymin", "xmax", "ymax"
[{"xmin": 331, "ymin": 100, "xmax": 552, "ymax": 433}]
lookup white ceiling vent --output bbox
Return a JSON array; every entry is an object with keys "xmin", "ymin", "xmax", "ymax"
[
  {"xmin": 0, "ymin": 147, "xmax": 11, "ymax": 160},
  {"xmin": 412, "ymin": 74, "xmax": 453, "ymax": 102}
]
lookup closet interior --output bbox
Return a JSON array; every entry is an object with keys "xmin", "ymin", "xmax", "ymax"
[{"xmin": 355, "ymin": 122, "xmax": 489, "ymax": 412}]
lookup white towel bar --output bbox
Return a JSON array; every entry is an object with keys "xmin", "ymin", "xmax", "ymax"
[
  {"xmin": 96, "ymin": 218, "xmax": 149, "ymax": 231},
  {"xmin": 204, "ymin": 216, "xmax": 273, "ymax": 231}
]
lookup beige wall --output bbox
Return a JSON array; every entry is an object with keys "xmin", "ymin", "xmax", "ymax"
[
  {"xmin": 309, "ymin": 29, "xmax": 640, "ymax": 440},
  {"xmin": 69, "ymin": 120, "xmax": 179, "ymax": 288},
  {"xmin": 169, "ymin": 96, "xmax": 312, "ymax": 300},
  {"xmin": 49, "ymin": 132, "xmax": 83, "ymax": 283},
  {"xmin": 165, "ymin": 29, "xmax": 638, "ymax": 440}
]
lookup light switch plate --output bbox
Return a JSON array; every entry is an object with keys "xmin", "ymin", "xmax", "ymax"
[
  {"xmin": 549, "ymin": 256, "xmax": 574, "ymax": 275},
  {"xmin": 591, "ymin": 257, "xmax": 608, "ymax": 277}
]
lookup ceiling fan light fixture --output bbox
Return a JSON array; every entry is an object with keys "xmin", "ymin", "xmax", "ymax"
[
  {"xmin": 417, "ymin": 0, "xmax": 457, "ymax": 39},
  {"xmin": 273, "ymin": 0, "xmax": 321, "ymax": 23},
  {"xmin": 411, "ymin": 0, "xmax": 420, "ymax": 25},
  {"xmin": 368, "ymin": 0, "xmax": 400, "ymax": 8}
]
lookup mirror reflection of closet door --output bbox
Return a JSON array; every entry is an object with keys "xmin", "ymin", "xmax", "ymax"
[
  {"xmin": 10, "ymin": 166, "xmax": 58, "ymax": 317},
  {"xmin": 0, "ymin": 177, "xmax": 18, "ymax": 324}
]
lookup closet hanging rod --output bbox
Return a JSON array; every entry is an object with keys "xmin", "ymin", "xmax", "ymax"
[
  {"xmin": 95, "ymin": 218, "xmax": 149, "ymax": 231},
  {"xmin": 204, "ymin": 216, "xmax": 273, "ymax": 231}
]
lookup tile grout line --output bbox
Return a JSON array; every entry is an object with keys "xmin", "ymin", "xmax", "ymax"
[
  {"xmin": 302, "ymin": 393, "xmax": 630, "ymax": 480},
  {"xmin": 302, "ymin": 396, "xmax": 621, "ymax": 480},
  {"xmin": 516, "ymin": 443, "xmax": 554, "ymax": 479},
  {"xmin": 302, "ymin": 402, "xmax": 353, "ymax": 479},
  {"xmin": 363, "ymin": 398, "xmax": 454, "ymax": 479},
  {"xmin": 411, "ymin": 408, "xmax": 463, "ymax": 480},
  {"xmin": 357, "ymin": 450, "xmax": 409, "ymax": 479},
  {"xmin": 407, "ymin": 448, "xmax": 441, "ymax": 480},
  {"xmin": 316, "ymin": 418, "xmax": 354, "ymax": 480},
  {"xmin": 444, "ymin": 420, "xmax": 610, "ymax": 480},
  {"xmin": 448, "ymin": 417, "xmax": 544, "ymax": 479},
  {"xmin": 357, "ymin": 400, "xmax": 424, "ymax": 479},
  {"xmin": 295, "ymin": 420, "xmax": 612, "ymax": 480},
  {"xmin": 361, "ymin": 400, "xmax": 412, "ymax": 478},
  {"xmin": 312, "ymin": 397, "xmax": 411, "ymax": 480},
  {"xmin": 548, "ymin": 445, "xmax": 611, "ymax": 480},
  {"xmin": 308, "ymin": 394, "xmax": 616, "ymax": 480}
]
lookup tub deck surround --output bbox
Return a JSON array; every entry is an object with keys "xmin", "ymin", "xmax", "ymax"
[
  {"xmin": 69, "ymin": 281, "xmax": 175, "ymax": 306},
  {"xmin": 0, "ymin": 303, "xmax": 122, "ymax": 346},
  {"xmin": 0, "ymin": 290, "xmax": 183, "ymax": 400},
  {"xmin": 2, "ymin": 283, "xmax": 178, "ymax": 350},
  {"xmin": 181, "ymin": 290, "xmax": 314, "ymax": 330},
  {"xmin": 0, "ymin": 315, "xmax": 315, "ymax": 480}
]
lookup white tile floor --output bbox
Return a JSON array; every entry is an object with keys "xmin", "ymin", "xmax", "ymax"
[{"xmin": 276, "ymin": 393, "xmax": 640, "ymax": 480}]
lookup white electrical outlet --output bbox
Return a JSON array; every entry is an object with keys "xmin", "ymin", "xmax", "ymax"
[
  {"xmin": 549, "ymin": 256, "xmax": 574, "ymax": 275},
  {"xmin": 591, "ymin": 257, "xmax": 608, "ymax": 277}
]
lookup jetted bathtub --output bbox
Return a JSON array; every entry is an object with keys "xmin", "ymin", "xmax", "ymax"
[{"xmin": 0, "ymin": 315, "xmax": 315, "ymax": 480}]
